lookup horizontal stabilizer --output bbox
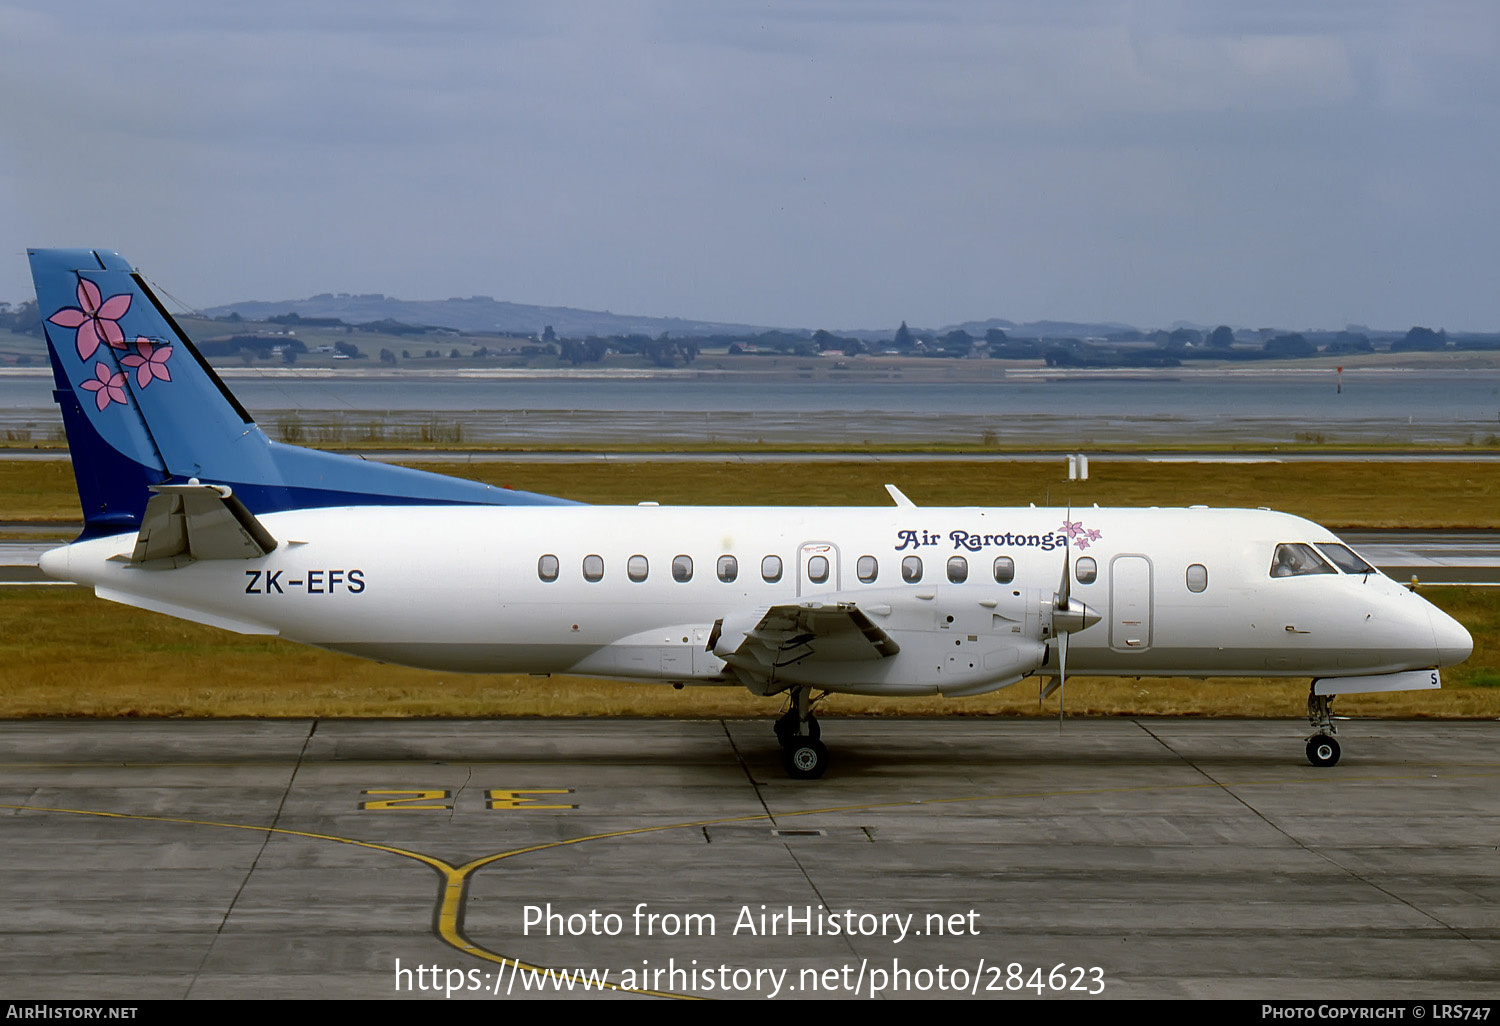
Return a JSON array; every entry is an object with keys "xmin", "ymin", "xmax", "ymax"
[{"xmin": 131, "ymin": 483, "xmax": 277, "ymax": 562}]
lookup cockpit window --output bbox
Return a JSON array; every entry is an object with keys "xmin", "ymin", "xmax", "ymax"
[
  {"xmin": 1270, "ymin": 543, "xmax": 1336, "ymax": 578},
  {"xmin": 1316, "ymin": 543, "xmax": 1376, "ymax": 575}
]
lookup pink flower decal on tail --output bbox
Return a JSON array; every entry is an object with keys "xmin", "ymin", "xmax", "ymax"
[
  {"xmin": 79, "ymin": 362, "xmax": 129, "ymax": 410},
  {"xmin": 121, "ymin": 338, "xmax": 173, "ymax": 387},
  {"xmin": 47, "ymin": 277, "xmax": 132, "ymax": 360}
]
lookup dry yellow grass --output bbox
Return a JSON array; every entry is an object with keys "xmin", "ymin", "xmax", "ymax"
[
  {"xmin": 9, "ymin": 456, "xmax": 1500, "ymax": 527},
  {"xmin": 451, "ymin": 459, "xmax": 1500, "ymax": 528},
  {"xmin": 0, "ymin": 459, "xmax": 80, "ymax": 522},
  {"xmin": 2, "ymin": 587, "xmax": 1495, "ymax": 720}
]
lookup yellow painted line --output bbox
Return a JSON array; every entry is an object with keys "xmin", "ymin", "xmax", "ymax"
[
  {"xmin": 360, "ymin": 789, "xmax": 453, "ymax": 811},
  {"xmin": 0, "ymin": 800, "xmax": 691, "ymax": 999}
]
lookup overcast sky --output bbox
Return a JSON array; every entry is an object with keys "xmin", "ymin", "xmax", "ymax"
[{"xmin": 2, "ymin": 1, "xmax": 1497, "ymax": 331}]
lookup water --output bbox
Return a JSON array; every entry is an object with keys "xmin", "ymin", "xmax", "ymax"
[{"xmin": 3, "ymin": 367, "xmax": 1498, "ymax": 446}]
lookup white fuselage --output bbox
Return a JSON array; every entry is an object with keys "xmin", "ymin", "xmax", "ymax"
[{"xmin": 41, "ymin": 504, "xmax": 1471, "ymax": 697}]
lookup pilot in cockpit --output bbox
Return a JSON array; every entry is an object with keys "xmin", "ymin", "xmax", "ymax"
[{"xmin": 1271, "ymin": 547, "xmax": 1301, "ymax": 577}]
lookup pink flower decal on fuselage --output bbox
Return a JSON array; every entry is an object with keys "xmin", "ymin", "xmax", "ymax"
[
  {"xmin": 121, "ymin": 338, "xmax": 173, "ymax": 387},
  {"xmin": 79, "ymin": 362, "xmax": 129, "ymax": 410},
  {"xmin": 47, "ymin": 277, "xmax": 132, "ymax": 361},
  {"xmin": 1060, "ymin": 519, "xmax": 1103, "ymax": 550}
]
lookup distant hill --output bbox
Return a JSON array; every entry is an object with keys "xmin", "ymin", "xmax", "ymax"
[
  {"xmin": 203, "ymin": 294, "xmax": 783, "ymax": 339},
  {"xmin": 201, "ymin": 291, "xmax": 1157, "ymax": 342},
  {"xmin": 970, "ymin": 318, "xmax": 1139, "ymax": 338},
  {"xmin": 841, "ymin": 317, "xmax": 1141, "ymax": 342}
]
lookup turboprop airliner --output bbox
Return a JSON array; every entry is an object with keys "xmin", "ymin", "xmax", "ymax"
[{"xmin": 27, "ymin": 248, "xmax": 1473, "ymax": 778}]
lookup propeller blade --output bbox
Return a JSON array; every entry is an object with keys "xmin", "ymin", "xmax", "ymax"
[
  {"xmin": 1043, "ymin": 501, "xmax": 1083, "ymax": 717},
  {"xmin": 1057, "ymin": 631, "xmax": 1067, "ymax": 731},
  {"xmin": 1057, "ymin": 505, "xmax": 1071, "ymax": 609},
  {"xmin": 1040, "ymin": 637, "xmax": 1064, "ymax": 700}
]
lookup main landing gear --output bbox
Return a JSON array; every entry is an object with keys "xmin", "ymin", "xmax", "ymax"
[
  {"xmin": 1305, "ymin": 691, "xmax": 1341, "ymax": 768},
  {"xmin": 774, "ymin": 686, "xmax": 827, "ymax": 779}
]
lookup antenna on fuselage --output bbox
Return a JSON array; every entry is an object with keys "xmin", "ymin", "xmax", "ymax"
[{"xmin": 884, "ymin": 484, "xmax": 916, "ymax": 508}]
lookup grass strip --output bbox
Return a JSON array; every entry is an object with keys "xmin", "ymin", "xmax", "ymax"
[{"xmin": 6, "ymin": 457, "xmax": 1500, "ymax": 528}]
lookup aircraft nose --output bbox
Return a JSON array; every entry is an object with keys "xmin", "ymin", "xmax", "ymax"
[{"xmin": 1430, "ymin": 605, "xmax": 1473, "ymax": 667}]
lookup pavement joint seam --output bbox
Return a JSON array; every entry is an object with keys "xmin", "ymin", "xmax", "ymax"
[
  {"xmin": 721, "ymin": 717, "xmax": 778, "ymax": 827},
  {"xmin": 182, "ymin": 718, "xmax": 318, "ymax": 998},
  {"xmin": 1135, "ymin": 720, "xmax": 1485, "ymax": 950}
]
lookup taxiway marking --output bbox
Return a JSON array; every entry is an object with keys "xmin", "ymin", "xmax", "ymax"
[{"xmin": 7, "ymin": 766, "xmax": 1500, "ymax": 998}]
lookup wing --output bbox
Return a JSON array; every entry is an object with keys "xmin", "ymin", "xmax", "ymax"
[
  {"xmin": 712, "ymin": 601, "xmax": 900, "ymax": 678},
  {"xmin": 707, "ymin": 586, "xmax": 1051, "ymax": 697}
]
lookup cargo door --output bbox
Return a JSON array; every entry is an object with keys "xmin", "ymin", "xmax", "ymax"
[
  {"xmin": 1110, "ymin": 555, "xmax": 1153, "ymax": 652},
  {"xmin": 797, "ymin": 541, "xmax": 840, "ymax": 598}
]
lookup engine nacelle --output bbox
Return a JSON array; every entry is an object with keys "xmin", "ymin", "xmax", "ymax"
[{"xmin": 714, "ymin": 585, "xmax": 1053, "ymax": 696}]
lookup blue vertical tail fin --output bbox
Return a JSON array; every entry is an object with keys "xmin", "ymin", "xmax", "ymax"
[{"xmin": 30, "ymin": 248, "xmax": 573, "ymax": 537}]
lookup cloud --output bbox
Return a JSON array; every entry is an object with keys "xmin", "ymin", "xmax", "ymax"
[{"xmin": 1, "ymin": 0, "xmax": 1497, "ymax": 330}]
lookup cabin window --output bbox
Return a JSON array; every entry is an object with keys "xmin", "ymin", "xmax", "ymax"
[
  {"xmin": 1186, "ymin": 563, "xmax": 1208, "ymax": 593},
  {"xmin": 1270, "ymin": 543, "xmax": 1335, "ymax": 578},
  {"xmin": 947, "ymin": 556, "xmax": 968, "ymax": 583},
  {"xmin": 538, "ymin": 554, "xmax": 559, "ymax": 582},
  {"xmin": 672, "ymin": 555, "xmax": 693, "ymax": 582},
  {"xmin": 992, "ymin": 556, "xmax": 1015, "ymax": 584},
  {"xmin": 717, "ymin": 555, "xmax": 738, "ymax": 583},
  {"xmin": 761, "ymin": 555, "xmax": 783, "ymax": 583},
  {"xmin": 627, "ymin": 555, "xmax": 648, "ymax": 582},
  {"xmin": 902, "ymin": 555, "xmax": 923, "ymax": 583},
  {"xmin": 1075, "ymin": 557, "xmax": 1097, "ymax": 584},
  {"xmin": 1316, "ymin": 543, "xmax": 1375, "ymax": 575},
  {"xmin": 807, "ymin": 555, "xmax": 829, "ymax": 584},
  {"xmin": 857, "ymin": 555, "xmax": 878, "ymax": 583},
  {"xmin": 582, "ymin": 554, "xmax": 604, "ymax": 582}
]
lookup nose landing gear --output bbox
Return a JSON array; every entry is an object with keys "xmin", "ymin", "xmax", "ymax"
[
  {"xmin": 1305, "ymin": 733, "xmax": 1341, "ymax": 767},
  {"xmin": 1306, "ymin": 691, "xmax": 1341, "ymax": 767}
]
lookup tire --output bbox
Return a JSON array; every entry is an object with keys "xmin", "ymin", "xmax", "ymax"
[
  {"xmin": 1306, "ymin": 736, "xmax": 1341, "ymax": 768},
  {"xmin": 782, "ymin": 739, "xmax": 829, "ymax": 779}
]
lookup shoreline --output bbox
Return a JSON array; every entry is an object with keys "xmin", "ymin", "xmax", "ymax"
[{"xmin": 4, "ymin": 358, "xmax": 1500, "ymax": 383}]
